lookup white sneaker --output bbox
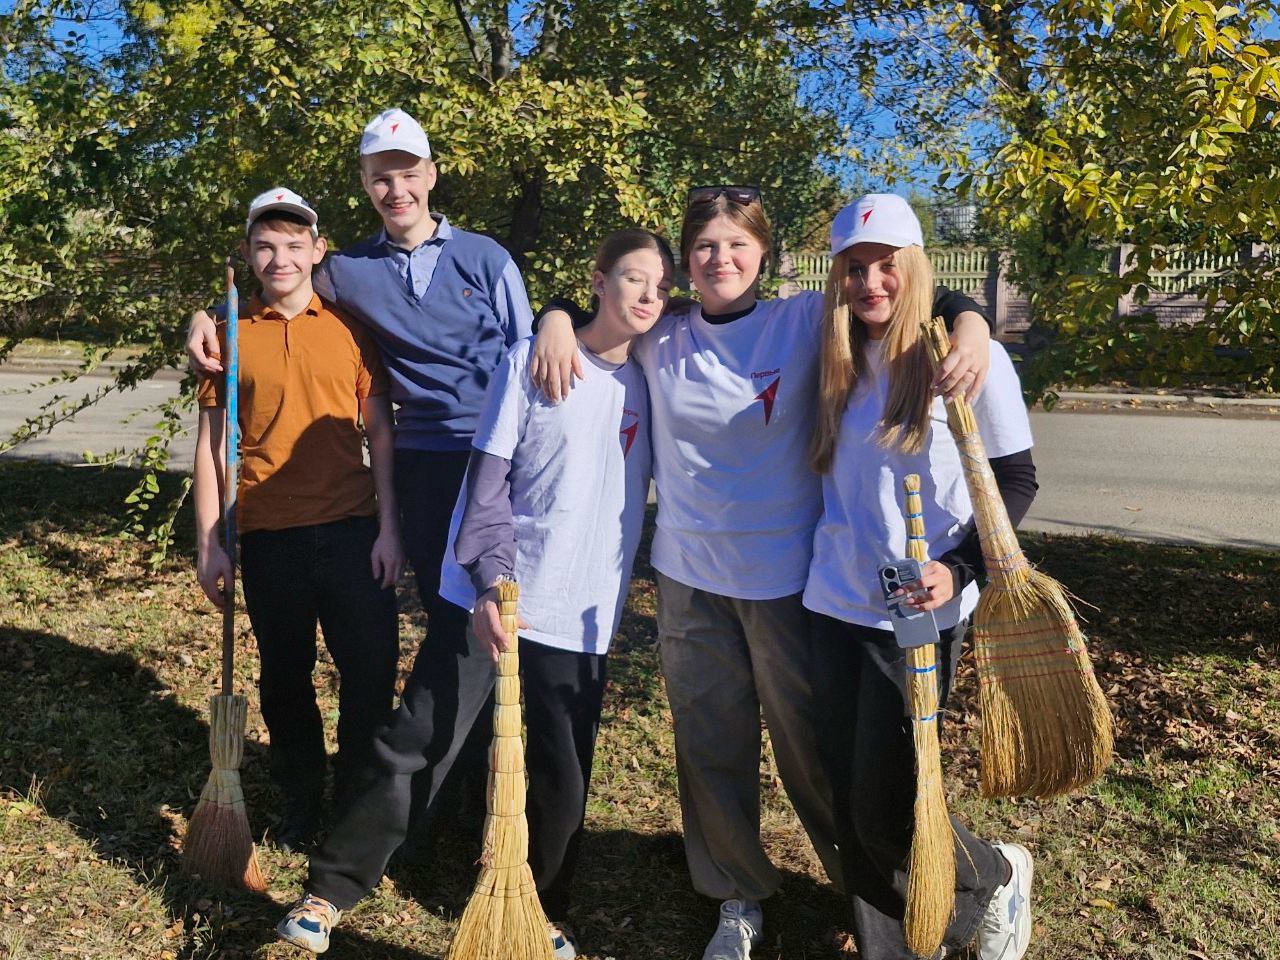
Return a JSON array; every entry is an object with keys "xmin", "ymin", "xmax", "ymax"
[
  {"xmin": 975, "ymin": 843, "xmax": 1033, "ymax": 960},
  {"xmin": 548, "ymin": 920, "xmax": 579, "ymax": 959},
  {"xmin": 276, "ymin": 893, "xmax": 342, "ymax": 954},
  {"xmin": 702, "ymin": 898, "xmax": 763, "ymax": 960}
]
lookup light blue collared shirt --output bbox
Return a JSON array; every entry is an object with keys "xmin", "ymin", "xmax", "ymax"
[{"xmin": 378, "ymin": 215, "xmax": 532, "ymax": 335}]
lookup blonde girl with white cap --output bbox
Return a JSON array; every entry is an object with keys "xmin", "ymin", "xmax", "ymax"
[{"xmin": 805, "ymin": 194, "xmax": 1038, "ymax": 960}]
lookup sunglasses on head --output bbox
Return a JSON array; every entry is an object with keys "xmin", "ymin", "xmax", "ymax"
[{"xmin": 687, "ymin": 185, "xmax": 762, "ymax": 207}]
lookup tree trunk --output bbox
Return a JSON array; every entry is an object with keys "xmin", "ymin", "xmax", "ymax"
[{"xmin": 506, "ymin": 170, "xmax": 545, "ymax": 270}]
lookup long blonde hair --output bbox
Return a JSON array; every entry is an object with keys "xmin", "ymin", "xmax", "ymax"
[{"xmin": 810, "ymin": 244, "xmax": 936, "ymax": 473}]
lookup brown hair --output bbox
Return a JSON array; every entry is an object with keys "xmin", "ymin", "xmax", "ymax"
[
  {"xmin": 589, "ymin": 228, "xmax": 675, "ymax": 314},
  {"xmin": 810, "ymin": 244, "xmax": 936, "ymax": 472},
  {"xmin": 678, "ymin": 194, "xmax": 772, "ymax": 275},
  {"xmin": 247, "ymin": 211, "xmax": 316, "ymax": 240}
]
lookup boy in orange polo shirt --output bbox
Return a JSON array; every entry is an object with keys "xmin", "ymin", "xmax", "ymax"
[{"xmin": 193, "ymin": 188, "xmax": 404, "ymax": 851}]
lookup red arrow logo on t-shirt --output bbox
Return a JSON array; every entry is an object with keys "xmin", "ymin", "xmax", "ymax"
[
  {"xmin": 620, "ymin": 421, "xmax": 639, "ymax": 457},
  {"xmin": 755, "ymin": 377, "xmax": 780, "ymax": 425}
]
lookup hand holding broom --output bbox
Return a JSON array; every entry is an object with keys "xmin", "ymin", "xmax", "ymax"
[
  {"xmin": 901, "ymin": 474, "xmax": 955, "ymax": 958},
  {"xmin": 448, "ymin": 579, "xmax": 553, "ymax": 960},
  {"xmin": 182, "ymin": 260, "xmax": 267, "ymax": 891},
  {"xmin": 921, "ymin": 318, "xmax": 1112, "ymax": 799}
]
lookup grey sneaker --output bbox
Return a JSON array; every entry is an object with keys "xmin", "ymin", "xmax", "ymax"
[
  {"xmin": 548, "ymin": 920, "xmax": 579, "ymax": 959},
  {"xmin": 976, "ymin": 843, "xmax": 1033, "ymax": 960},
  {"xmin": 276, "ymin": 893, "xmax": 343, "ymax": 954},
  {"xmin": 702, "ymin": 898, "xmax": 763, "ymax": 960}
]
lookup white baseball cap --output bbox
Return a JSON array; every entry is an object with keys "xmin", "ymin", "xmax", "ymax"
[
  {"xmin": 360, "ymin": 108, "xmax": 432, "ymax": 159},
  {"xmin": 245, "ymin": 187, "xmax": 318, "ymax": 237},
  {"xmin": 829, "ymin": 193, "xmax": 924, "ymax": 256}
]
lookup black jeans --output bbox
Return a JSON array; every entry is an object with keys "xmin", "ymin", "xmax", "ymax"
[
  {"xmin": 810, "ymin": 614, "xmax": 1005, "ymax": 960},
  {"xmin": 239, "ymin": 514, "xmax": 398, "ymax": 812},
  {"xmin": 523, "ymin": 642, "xmax": 608, "ymax": 921}
]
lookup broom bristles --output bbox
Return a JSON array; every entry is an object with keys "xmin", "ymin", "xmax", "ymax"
[
  {"xmin": 450, "ymin": 865, "xmax": 552, "ymax": 960},
  {"xmin": 904, "ymin": 643, "xmax": 954, "ymax": 957},
  {"xmin": 921, "ymin": 319, "xmax": 1113, "ymax": 798},
  {"xmin": 184, "ymin": 785, "xmax": 267, "ymax": 892},
  {"xmin": 182, "ymin": 694, "xmax": 266, "ymax": 892},
  {"xmin": 974, "ymin": 571, "xmax": 1114, "ymax": 798},
  {"xmin": 900, "ymin": 475, "xmax": 955, "ymax": 956},
  {"xmin": 449, "ymin": 579, "xmax": 553, "ymax": 960}
]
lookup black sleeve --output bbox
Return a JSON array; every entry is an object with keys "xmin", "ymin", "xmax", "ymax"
[
  {"xmin": 938, "ymin": 448, "xmax": 1039, "ymax": 596},
  {"xmin": 532, "ymin": 297, "xmax": 593, "ymax": 334},
  {"xmin": 454, "ymin": 449, "xmax": 517, "ymax": 597},
  {"xmin": 932, "ymin": 285, "xmax": 994, "ymax": 333}
]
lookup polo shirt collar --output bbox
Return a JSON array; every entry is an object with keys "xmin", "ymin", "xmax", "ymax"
[
  {"xmin": 247, "ymin": 292, "xmax": 324, "ymax": 322},
  {"xmin": 378, "ymin": 213, "xmax": 452, "ymax": 253}
]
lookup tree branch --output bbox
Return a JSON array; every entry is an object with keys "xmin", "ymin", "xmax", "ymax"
[{"xmin": 451, "ymin": 0, "xmax": 486, "ymax": 77}]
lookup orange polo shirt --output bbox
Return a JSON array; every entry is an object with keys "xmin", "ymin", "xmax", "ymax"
[{"xmin": 197, "ymin": 293, "xmax": 389, "ymax": 534}]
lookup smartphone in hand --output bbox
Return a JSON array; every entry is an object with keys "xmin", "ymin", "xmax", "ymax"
[{"xmin": 878, "ymin": 558, "xmax": 941, "ymax": 649}]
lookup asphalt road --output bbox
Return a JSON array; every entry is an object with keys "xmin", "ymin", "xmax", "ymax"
[
  {"xmin": 0, "ymin": 367, "xmax": 196, "ymax": 472},
  {"xmin": 2, "ymin": 368, "xmax": 1278, "ymax": 550}
]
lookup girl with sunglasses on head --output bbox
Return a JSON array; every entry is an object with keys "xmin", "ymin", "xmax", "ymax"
[
  {"xmin": 532, "ymin": 186, "xmax": 992, "ymax": 960},
  {"xmin": 805, "ymin": 194, "xmax": 1037, "ymax": 960}
]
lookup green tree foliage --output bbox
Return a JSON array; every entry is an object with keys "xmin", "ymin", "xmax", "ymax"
[
  {"xmin": 838, "ymin": 0, "xmax": 1280, "ymax": 400},
  {"xmin": 1, "ymin": 0, "xmax": 848, "ymax": 554}
]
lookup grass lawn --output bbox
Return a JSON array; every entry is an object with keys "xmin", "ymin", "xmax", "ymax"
[{"xmin": 1, "ymin": 460, "xmax": 1277, "ymax": 960}]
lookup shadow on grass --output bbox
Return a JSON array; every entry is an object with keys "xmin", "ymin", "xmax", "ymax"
[
  {"xmin": 0, "ymin": 625, "xmax": 457, "ymax": 959},
  {"xmin": 0, "ymin": 459, "xmax": 194, "ymax": 589},
  {"xmin": 385, "ymin": 822, "xmax": 844, "ymax": 960}
]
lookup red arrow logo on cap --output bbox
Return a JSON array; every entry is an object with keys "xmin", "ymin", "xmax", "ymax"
[
  {"xmin": 276, "ymin": 193, "xmax": 285, "ymax": 200},
  {"xmin": 861, "ymin": 209, "xmax": 874, "ymax": 225},
  {"xmin": 390, "ymin": 122, "xmax": 399, "ymax": 134}
]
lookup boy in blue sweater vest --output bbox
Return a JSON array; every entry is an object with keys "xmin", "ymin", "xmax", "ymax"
[{"xmin": 187, "ymin": 110, "xmax": 535, "ymax": 945}]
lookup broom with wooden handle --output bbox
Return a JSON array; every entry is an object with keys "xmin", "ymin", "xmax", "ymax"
[
  {"xmin": 900, "ymin": 473, "xmax": 955, "ymax": 958},
  {"xmin": 448, "ymin": 578, "xmax": 553, "ymax": 960},
  {"xmin": 183, "ymin": 260, "xmax": 267, "ymax": 891},
  {"xmin": 921, "ymin": 318, "xmax": 1112, "ymax": 798}
]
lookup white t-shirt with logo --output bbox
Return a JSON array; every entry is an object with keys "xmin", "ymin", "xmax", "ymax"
[
  {"xmin": 440, "ymin": 338, "xmax": 652, "ymax": 655},
  {"xmin": 803, "ymin": 340, "xmax": 1033, "ymax": 630},
  {"xmin": 634, "ymin": 293, "xmax": 825, "ymax": 600}
]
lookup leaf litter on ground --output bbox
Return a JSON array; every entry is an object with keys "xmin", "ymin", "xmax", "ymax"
[{"xmin": 0, "ymin": 460, "xmax": 1278, "ymax": 958}]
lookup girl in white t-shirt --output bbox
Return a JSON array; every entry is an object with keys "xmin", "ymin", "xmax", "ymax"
[
  {"xmin": 443, "ymin": 228, "xmax": 673, "ymax": 959},
  {"xmin": 805, "ymin": 194, "xmax": 1038, "ymax": 960},
  {"xmin": 534, "ymin": 188, "xmax": 994, "ymax": 960}
]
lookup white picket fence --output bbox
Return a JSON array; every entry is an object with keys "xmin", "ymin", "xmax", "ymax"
[{"xmin": 785, "ymin": 248, "xmax": 992, "ymax": 295}]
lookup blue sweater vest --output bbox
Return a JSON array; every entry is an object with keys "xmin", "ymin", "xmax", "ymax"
[{"xmin": 326, "ymin": 228, "xmax": 515, "ymax": 450}]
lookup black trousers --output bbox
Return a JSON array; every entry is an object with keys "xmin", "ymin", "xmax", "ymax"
[
  {"xmin": 308, "ymin": 627, "xmax": 607, "ymax": 919},
  {"xmin": 523, "ymin": 642, "xmax": 608, "ymax": 920},
  {"xmin": 810, "ymin": 613, "xmax": 1005, "ymax": 960},
  {"xmin": 239, "ymin": 514, "xmax": 399, "ymax": 810},
  {"xmin": 307, "ymin": 449, "xmax": 608, "ymax": 918}
]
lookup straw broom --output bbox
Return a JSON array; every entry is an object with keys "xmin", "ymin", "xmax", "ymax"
[
  {"xmin": 183, "ymin": 261, "xmax": 267, "ymax": 891},
  {"xmin": 922, "ymin": 318, "xmax": 1112, "ymax": 799},
  {"xmin": 448, "ymin": 579, "xmax": 553, "ymax": 960},
  {"xmin": 900, "ymin": 474, "xmax": 954, "ymax": 958}
]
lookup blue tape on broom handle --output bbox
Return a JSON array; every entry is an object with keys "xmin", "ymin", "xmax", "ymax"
[
  {"xmin": 224, "ymin": 266, "xmax": 239, "ymax": 539},
  {"xmin": 909, "ymin": 663, "xmax": 937, "ymax": 674}
]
